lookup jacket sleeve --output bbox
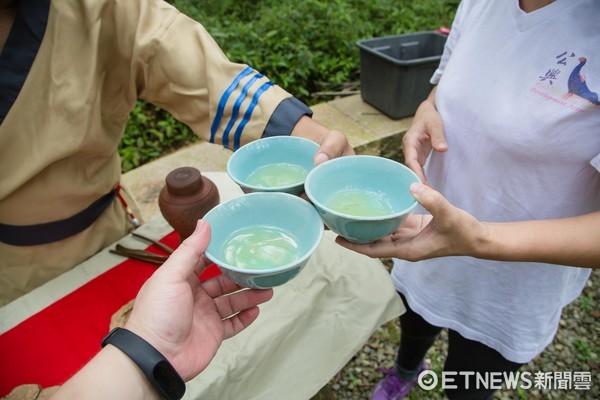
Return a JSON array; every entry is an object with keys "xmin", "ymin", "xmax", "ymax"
[{"xmin": 130, "ymin": 0, "xmax": 309, "ymax": 151}]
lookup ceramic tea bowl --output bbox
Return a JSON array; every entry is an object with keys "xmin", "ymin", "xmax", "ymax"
[
  {"xmin": 203, "ymin": 192, "xmax": 324, "ymax": 288},
  {"xmin": 227, "ymin": 136, "xmax": 319, "ymax": 195},
  {"xmin": 304, "ymin": 155, "xmax": 420, "ymax": 244}
]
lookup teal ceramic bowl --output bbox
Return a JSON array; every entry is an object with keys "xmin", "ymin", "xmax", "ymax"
[
  {"xmin": 203, "ymin": 192, "xmax": 324, "ymax": 288},
  {"xmin": 304, "ymin": 155, "xmax": 421, "ymax": 244},
  {"xmin": 227, "ymin": 136, "xmax": 319, "ymax": 195}
]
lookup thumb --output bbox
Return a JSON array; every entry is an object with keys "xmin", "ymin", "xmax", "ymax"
[
  {"xmin": 409, "ymin": 183, "xmax": 451, "ymax": 219},
  {"xmin": 313, "ymin": 130, "xmax": 352, "ymax": 165},
  {"xmin": 162, "ymin": 220, "xmax": 212, "ymax": 278}
]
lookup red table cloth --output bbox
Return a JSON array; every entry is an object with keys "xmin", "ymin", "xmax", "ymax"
[{"xmin": 0, "ymin": 231, "xmax": 220, "ymax": 397}]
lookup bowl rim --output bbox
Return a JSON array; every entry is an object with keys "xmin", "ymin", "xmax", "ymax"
[
  {"xmin": 226, "ymin": 136, "xmax": 319, "ymax": 192},
  {"xmin": 304, "ymin": 155, "xmax": 421, "ymax": 221},
  {"xmin": 203, "ymin": 192, "xmax": 324, "ymax": 275}
]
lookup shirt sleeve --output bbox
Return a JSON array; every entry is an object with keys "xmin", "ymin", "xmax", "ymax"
[
  {"xmin": 591, "ymin": 154, "xmax": 600, "ymax": 173},
  {"xmin": 430, "ymin": 0, "xmax": 474, "ymax": 85},
  {"xmin": 130, "ymin": 0, "xmax": 296, "ymax": 151}
]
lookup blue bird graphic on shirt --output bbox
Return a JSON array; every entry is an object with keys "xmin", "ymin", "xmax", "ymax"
[{"xmin": 566, "ymin": 57, "xmax": 600, "ymax": 105}]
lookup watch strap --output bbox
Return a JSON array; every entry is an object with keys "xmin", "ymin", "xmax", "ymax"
[{"xmin": 101, "ymin": 327, "xmax": 186, "ymax": 400}]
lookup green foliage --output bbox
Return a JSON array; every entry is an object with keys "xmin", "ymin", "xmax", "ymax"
[
  {"xmin": 515, "ymin": 385, "xmax": 529, "ymax": 400},
  {"xmin": 380, "ymin": 320, "xmax": 401, "ymax": 344},
  {"xmin": 120, "ymin": 0, "xmax": 459, "ymax": 172},
  {"xmin": 175, "ymin": 0, "xmax": 458, "ymax": 102},
  {"xmin": 576, "ymin": 294, "xmax": 593, "ymax": 313},
  {"xmin": 573, "ymin": 339, "xmax": 596, "ymax": 362},
  {"xmin": 119, "ymin": 101, "xmax": 196, "ymax": 172}
]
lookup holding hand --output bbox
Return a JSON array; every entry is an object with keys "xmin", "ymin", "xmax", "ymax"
[
  {"xmin": 51, "ymin": 221, "xmax": 273, "ymax": 400},
  {"xmin": 336, "ymin": 183, "xmax": 600, "ymax": 269},
  {"xmin": 335, "ymin": 183, "xmax": 484, "ymax": 261},
  {"xmin": 125, "ymin": 220, "xmax": 274, "ymax": 381}
]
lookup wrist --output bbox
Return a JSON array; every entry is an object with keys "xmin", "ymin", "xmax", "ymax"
[
  {"xmin": 416, "ymin": 97, "xmax": 437, "ymax": 115},
  {"xmin": 415, "ymin": 85, "xmax": 438, "ymax": 117},
  {"xmin": 102, "ymin": 344, "xmax": 161, "ymax": 400},
  {"xmin": 50, "ymin": 343, "xmax": 160, "ymax": 400},
  {"xmin": 470, "ymin": 222, "xmax": 497, "ymax": 260},
  {"xmin": 102, "ymin": 328, "xmax": 186, "ymax": 400},
  {"xmin": 290, "ymin": 116, "xmax": 328, "ymax": 141},
  {"xmin": 124, "ymin": 320, "xmax": 164, "ymax": 355}
]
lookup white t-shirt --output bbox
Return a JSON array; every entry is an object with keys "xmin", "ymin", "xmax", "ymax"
[{"xmin": 392, "ymin": 0, "xmax": 600, "ymax": 363}]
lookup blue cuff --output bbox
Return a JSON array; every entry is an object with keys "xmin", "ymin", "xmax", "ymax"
[{"xmin": 262, "ymin": 97, "xmax": 313, "ymax": 138}]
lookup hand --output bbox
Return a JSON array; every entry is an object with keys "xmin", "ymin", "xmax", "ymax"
[
  {"xmin": 312, "ymin": 129, "xmax": 355, "ymax": 165},
  {"xmin": 402, "ymin": 94, "xmax": 447, "ymax": 184},
  {"xmin": 335, "ymin": 183, "xmax": 485, "ymax": 261},
  {"xmin": 124, "ymin": 220, "xmax": 274, "ymax": 381},
  {"xmin": 291, "ymin": 116, "xmax": 355, "ymax": 165}
]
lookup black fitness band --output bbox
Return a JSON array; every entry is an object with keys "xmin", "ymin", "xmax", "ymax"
[{"xmin": 101, "ymin": 327, "xmax": 186, "ymax": 400}]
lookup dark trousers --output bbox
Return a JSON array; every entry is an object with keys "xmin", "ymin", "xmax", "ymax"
[{"xmin": 397, "ymin": 293, "xmax": 523, "ymax": 400}]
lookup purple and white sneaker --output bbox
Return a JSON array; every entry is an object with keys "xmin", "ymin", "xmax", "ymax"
[{"xmin": 370, "ymin": 363, "xmax": 427, "ymax": 400}]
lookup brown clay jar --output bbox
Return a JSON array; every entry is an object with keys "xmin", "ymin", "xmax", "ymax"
[{"xmin": 158, "ymin": 167, "xmax": 220, "ymax": 242}]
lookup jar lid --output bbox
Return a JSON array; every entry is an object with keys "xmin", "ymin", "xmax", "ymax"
[{"xmin": 165, "ymin": 167, "xmax": 202, "ymax": 195}]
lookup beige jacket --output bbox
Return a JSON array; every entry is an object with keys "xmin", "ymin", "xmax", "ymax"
[{"xmin": 0, "ymin": 0, "xmax": 302, "ymax": 305}]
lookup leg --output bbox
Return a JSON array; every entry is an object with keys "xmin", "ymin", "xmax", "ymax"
[
  {"xmin": 371, "ymin": 293, "xmax": 443, "ymax": 400},
  {"xmin": 396, "ymin": 293, "xmax": 442, "ymax": 377},
  {"xmin": 444, "ymin": 330, "xmax": 523, "ymax": 400}
]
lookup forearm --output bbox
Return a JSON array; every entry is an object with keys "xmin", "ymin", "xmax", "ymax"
[
  {"xmin": 415, "ymin": 86, "xmax": 437, "ymax": 114},
  {"xmin": 49, "ymin": 345, "xmax": 160, "ymax": 400},
  {"xmin": 477, "ymin": 211, "xmax": 600, "ymax": 268},
  {"xmin": 425, "ymin": 85, "xmax": 437, "ymax": 105}
]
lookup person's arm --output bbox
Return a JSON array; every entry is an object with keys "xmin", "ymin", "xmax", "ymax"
[
  {"xmin": 260, "ymin": 98, "xmax": 354, "ymax": 164},
  {"xmin": 257, "ymin": 94, "xmax": 355, "ymax": 164},
  {"xmin": 49, "ymin": 344, "xmax": 160, "ymax": 400},
  {"xmin": 336, "ymin": 183, "xmax": 600, "ymax": 269},
  {"xmin": 50, "ymin": 220, "xmax": 274, "ymax": 400},
  {"xmin": 477, "ymin": 209, "xmax": 600, "ymax": 268},
  {"xmin": 126, "ymin": 0, "xmax": 354, "ymax": 162}
]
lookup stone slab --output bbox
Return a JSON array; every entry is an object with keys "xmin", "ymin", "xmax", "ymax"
[
  {"xmin": 313, "ymin": 95, "xmax": 411, "ymax": 161},
  {"xmin": 310, "ymin": 103, "xmax": 374, "ymax": 148}
]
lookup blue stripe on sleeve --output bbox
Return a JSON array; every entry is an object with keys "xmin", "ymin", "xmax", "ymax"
[
  {"xmin": 210, "ymin": 66, "xmax": 254, "ymax": 143},
  {"xmin": 233, "ymin": 81, "xmax": 275, "ymax": 150},
  {"xmin": 222, "ymin": 73, "xmax": 264, "ymax": 149}
]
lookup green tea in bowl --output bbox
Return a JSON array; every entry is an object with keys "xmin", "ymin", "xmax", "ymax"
[
  {"xmin": 227, "ymin": 136, "xmax": 318, "ymax": 195},
  {"xmin": 203, "ymin": 192, "xmax": 324, "ymax": 288},
  {"xmin": 223, "ymin": 226, "xmax": 300, "ymax": 270}
]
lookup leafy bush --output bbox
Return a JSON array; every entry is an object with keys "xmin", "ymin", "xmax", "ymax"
[
  {"xmin": 120, "ymin": 0, "xmax": 459, "ymax": 172},
  {"xmin": 176, "ymin": 0, "xmax": 458, "ymax": 100},
  {"xmin": 119, "ymin": 101, "xmax": 198, "ymax": 172}
]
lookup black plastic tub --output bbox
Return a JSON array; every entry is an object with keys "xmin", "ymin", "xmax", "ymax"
[{"xmin": 357, "ymin": 32, "xmax": 447, "ymax": 119}]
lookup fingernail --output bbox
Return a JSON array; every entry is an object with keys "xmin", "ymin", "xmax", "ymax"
[
  {"xmin": 195, "ymin": 220, "xmax": 206, "ymax": 233},
  {"xmin": 410, "ymin": 182, "xmax": 425, "ymax": 195},
  {"xmin": 314, "ymin": 152, "xmax": 329, "ymax": 165}
]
